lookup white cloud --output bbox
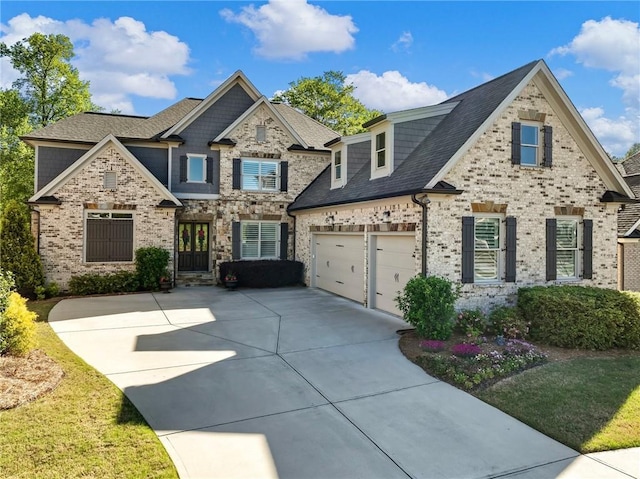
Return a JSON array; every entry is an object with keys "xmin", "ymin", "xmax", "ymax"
[
  {"xmin": 345, "ymin": 70, "xmax": 448, "ymax": 112},
  {"xmin": 580, "ymin": 107, "xmax": 638, "ymax": 157},
  {"xmin": 1, "ymin": 13, "xmax": 191, "ymax": 113},
  {"xmin": 220, "ymin": 0, "xmax": 357, "ymax": 60},
  {"xmin": 391, "ymin": 31, "xmax": 413, "ymax": 52},
  {"xmin": 553, "ymin": 67, "xmax": 574, "ymax": 80}
]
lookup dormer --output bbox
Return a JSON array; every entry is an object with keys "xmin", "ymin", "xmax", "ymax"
[
  {"xmin": 326, "ymin": 132, "xmax": 371, "ymax": 189},
  {"xmin": 369, "ymin": 121, "xmax": 393, "ymax": 180}
]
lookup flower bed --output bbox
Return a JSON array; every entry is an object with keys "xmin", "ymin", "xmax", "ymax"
[{"xmin": 417, "ymin": 336, "xmax": 548, "ymax": 390}]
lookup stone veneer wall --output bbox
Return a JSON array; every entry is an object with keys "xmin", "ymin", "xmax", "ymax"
[
  {"xmin": 179, "ymin": 103, "xmax": 331, "ymax": 280},
  {"xmin": 36, "ymin": 145, "xmax": 175, "ymax": 289},
  {"xmin": 621, "ymin": 242, "xmax": 640, "ymax": 291},
  {"xmin": 294, "ymin": 80, "xmax": 619, "ymax": 310}
]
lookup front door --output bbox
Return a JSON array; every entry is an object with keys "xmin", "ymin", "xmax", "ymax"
[{"xmin": 178, "ymin": 222, "xmax": 209, "ymax": 271}]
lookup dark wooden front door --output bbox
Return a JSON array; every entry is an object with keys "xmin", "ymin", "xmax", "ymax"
[{"xmin": 178, "ymin": 222, "xmax": 209, "ymax": 271}]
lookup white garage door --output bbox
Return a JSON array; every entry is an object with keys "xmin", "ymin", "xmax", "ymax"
[
  {"xmin": 314, "ymin": 234, "xmax": 364, "ymax": 303},
  {"xmin": 372, "ymin": 235, "xmax": 416, "ymax": 316}
]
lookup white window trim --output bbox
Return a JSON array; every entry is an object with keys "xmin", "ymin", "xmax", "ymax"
[
  {"xmin": 241, "ymin": 158, "xmax": 280, "ymax": 192},
  {"xmin": 473, "ymin": 214, "xmax": 504, "ymax": 284},
  {"xmin": 520, "ymin": 121, "xmax": 541, "ymax": 167},
  {"xmin": 240, "ymin": 221, "xmax": 280, "ymax": 260},
  {"xmin": 187, "ymin": 154, "xmax": 207, "ymax": 183},
  {"xmin": 331, "ymin": 147, "xmax": 345, "ymax": 189},
  {"xmin": 83, "ymin": 210, "xmax": 135, "ymax": 263},
  {"xmin": 556, "ymin": 216, "xmax": 581, "ymax": 280},
  {"xmin": 370, "ymin": 123, "xmax": 393, "ymax": 180}
]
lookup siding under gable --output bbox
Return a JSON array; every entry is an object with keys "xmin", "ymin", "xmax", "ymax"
[
  {"xmin": 126, "ymin": 146, "xmax": 168, "ymax": 186},
  {"xmin": 347, "ymin": 141, "xmax": 371, "ymax": 183},
  {"xmin": 393, "ymin": 115, "xmax": 446, "ymax": 171},
  {"xmin": 37, "ymin": 146, "xmax": 88, "ymax": 191}
]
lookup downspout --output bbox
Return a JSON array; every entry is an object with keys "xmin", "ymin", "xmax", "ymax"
[
  {"xmin": 286, "ymin": 206, "xmax": 296, "ymax": 260},
  {"xmin": 411, "ymin": 193, "xmax": 430, "ymax": 276}
]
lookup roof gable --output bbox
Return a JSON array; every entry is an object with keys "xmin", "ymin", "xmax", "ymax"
[
  {"xmin": 29, "ymin": 134, "xmax": 181, "ymax": 206},
  {"xmin": 161, "ymin": 70, "xmax": 261, "ymax": 139}
]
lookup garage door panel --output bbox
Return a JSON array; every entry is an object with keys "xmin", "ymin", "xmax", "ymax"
[
  {"xmin": 314, "ymin": 235, "xmax": 364, "ymax": 303},
  {"xmin": 373, "ymin": 236, "xmax": 416, "ymax": 316}
]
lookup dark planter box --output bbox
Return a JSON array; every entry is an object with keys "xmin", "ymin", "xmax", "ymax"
[{"xmin": 219, "ymin": 260, "xmax": 304, "ymax": 288}]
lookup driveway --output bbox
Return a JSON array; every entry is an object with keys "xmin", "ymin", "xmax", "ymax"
[{"xmin": 49, "ymin": 287, "xmax": 636, "ymax": 479}]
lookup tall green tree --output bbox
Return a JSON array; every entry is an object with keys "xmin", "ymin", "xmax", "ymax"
[
  {"xmin": 272, "ymin": 71, "xmax": 382, "ymax": 136},
  {"xmin": 0, "ymin": 32, "xmax": 96, "ymax": 128},
  {"xmin": 626, "ymin": 143, "xmax": 640, "ymax": 159}
]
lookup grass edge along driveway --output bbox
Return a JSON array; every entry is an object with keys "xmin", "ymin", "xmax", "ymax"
[{"xmin": 0, "ymin": 299, "xmax": 178, "ymax": 479}]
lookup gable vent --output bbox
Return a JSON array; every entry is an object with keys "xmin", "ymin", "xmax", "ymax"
[{"xmin": 104, "ymin": 171, "xmax": 117, "ymax": 189}]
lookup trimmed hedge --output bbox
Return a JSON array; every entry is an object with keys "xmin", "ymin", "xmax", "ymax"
[
  {"xmin": 68, "ymin": 271, "xmax": 139, "ymax": 296},
  {"xmin": 518, "ymin": 286, "xmax": 640, "ymax": 350},
  {"xmin": 219, "ymin": 260, "xmax": 303, "ymax": 288}
]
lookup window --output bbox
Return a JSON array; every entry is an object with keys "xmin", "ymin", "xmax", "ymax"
[
  {"xmin": 256, "ymin": 125, "xmax": 266, "ymax": 142},
  {"xmin": 334, "ymin": 150, "xmax": 342, "ymax": 180},
  {"xmin": 520, "ymin": 123, "xmax": 539, "ymax": 166},
  {"xmin": 474, "ymin": 217, "xmax": 501, "ymax": 282},
  {"xmin": 241, "ymin": 159, "xmax": 279, "ymax": 191},
  {"xmin": 103, "ymin": 171, "xmax": 117, "ymax": 189},
  {"xmin": 85, "ymin": 212, "xmax": 133, "ymax": 262},
  {"xmin": 241, "ymin": 222, "xmax": 279, "ymax": 259},
  {"xmin": 187, "ymin": 154, "xmax": 206, "ymax": 182},
  {"xmin": 375, "ymin": 132, "xmax": 386, "ymax": 168},
  {"xmin": 556, "ymin": 219, "xmax": 578, "ymax": 279}
]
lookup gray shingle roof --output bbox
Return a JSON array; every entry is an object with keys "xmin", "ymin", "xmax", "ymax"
[
  {"xmin": 289, "ymin": 60, "xmax": 539, "ymax": 211},
  {"xmin": 272, "ymin": 102, "xmax": 339, "ymax": 149},
  {"xmin": 621, "ymin": 151, "xmax": 640, "ymax": 176},
  {"xmin": 619, "ymin": 174, "xmax": 640, "ymax": 236}
]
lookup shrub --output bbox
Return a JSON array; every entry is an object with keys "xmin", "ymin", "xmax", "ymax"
[
  {"xmin": 0, "ymin": 269, "xmax": 15, "ymax": 313},
  {"xmin": 395, "ymin": 275, "xmax": 460, "ymax": 340},
  {"xmin": 455, "ymin": 309, "xmax": 488, "ymax": 342},
  {"xmin": 0, "ymin": 292, "xmax": 37, "ymax": 356},
  {"xmin": 488, "ymin": 306, "xmax": 530, "ymax": 339},
  {"xmin": 518, "ymin": 286, "xmax": 640, "ymax": 350},
  {"xmin": 0, "ymin": 201, "xmax": 44, "ymax": 298},
  {"xmin": 68, "ymin": 271, "xmax": 139, "ymax": 296},
  {"xmin": 135, "ymin": 247, "xmax": 170, "ymax": 291},
  {"xmin": 218, "ymin": 260, "xmax": 303, "ymax": 288},
  {"xmin": 45, "ymin": 282, "xmax": 60, "ymax": 298}
]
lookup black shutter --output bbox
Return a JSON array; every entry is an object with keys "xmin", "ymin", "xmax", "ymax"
[
  {"xmin": 505, "ymin": 216, "xmax": 517, "ymax": 283},
  {"xmin": 511, "ymin": 122, "xmax": 521, "ymax": 165},
  {"xmin": 280, "ymin": 222, "xmax": 289, "ymax": 260},
  {"xmin": 180, "ymin": 156, "xmax": 187, "ymax": 182},
  {"xmin": 462, "ymin": 216, "xmax": 475, "ymax": 283},
  {"xmin": 583, "ymin": 219, "xmax": 593, "ymax": 279},
  {"xmin": 206, "ymin": 157, "xmax": 214, "ymax": 183},
  {"xmin": 232, "ymin": 158, "xmax": 241, "ymax": 190},
  {"xmin": 543, "ymin": 126, "xmax": 553, "ymax": 167},
  {"xmin": 232, "ymin": 221, "xmax": 241, "ymax": 260},
  {"xmin": 280, "ymin": 161, "xmax": 288, "ymax": 192},
  {"xmin": 546, "ymin": 218, "xmax": 557, "ymax": 281}
]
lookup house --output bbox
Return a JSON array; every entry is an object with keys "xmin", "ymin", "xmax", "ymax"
[
  {"xmin": 24, "ymin": 71, "xmax": 338, "ymax": 288},
  {"xmin": 288, "ymin": 60, "xmax": 634, "ymax": 313},
  {"xmin": 617, "ymin": 151, "xmax": 640, "ymax": 290}
]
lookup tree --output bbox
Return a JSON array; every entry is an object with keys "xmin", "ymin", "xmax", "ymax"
[
  {"xmin": 0, "ymin": 200, "xmax": 44, "ymax": 298},
  {"xmin": 0, "ymin": 32, "xmax": 96, "ymax": 128},
  {"xmin": 272, "ymin": 71, "xmax": 382, "ymax": 136},
  {"xmin": 626, "ymin": 143, "xmax": 640, "ymax": 159}
]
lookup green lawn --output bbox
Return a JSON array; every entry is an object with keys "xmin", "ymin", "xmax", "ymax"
[
  {"xmin": 0, "ymin": 299, "xmax": 178, "ymax": 478},
  {"xmin": 477, "ymin": 356, "xmax": 640, "ymax": 453}
]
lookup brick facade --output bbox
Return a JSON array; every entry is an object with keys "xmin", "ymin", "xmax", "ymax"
[
  {"xmin": 35, "ymin": 145, "xmax": 175, "ymax": 289},
  {"xmin": 294, "ymin": 80, "xmax": 619, "ymax": 310}
]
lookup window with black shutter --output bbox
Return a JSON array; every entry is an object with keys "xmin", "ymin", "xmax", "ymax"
[{"xmin": 85, "ymin": 212, "xmax": 134, "ymax": 262}]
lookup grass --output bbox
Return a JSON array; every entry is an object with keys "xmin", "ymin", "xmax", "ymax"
[
  {"xmin": 476, "ymin": 356, "xmax": 640, "ymax": 453},
  {"xmin": 0, "ymin": 298, "xmax": 178, "ymax": 478}
]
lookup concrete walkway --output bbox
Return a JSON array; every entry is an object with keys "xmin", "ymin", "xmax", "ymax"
[{"xmin": 49, "ymin": 287, "xmax": 639, "ymax": 479}]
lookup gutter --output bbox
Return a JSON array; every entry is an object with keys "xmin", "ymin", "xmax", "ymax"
[
  {"xmin": 286, "ymin": 204, "xmax": 297, "ymax": 260},
  {"xmin": 411, "ymin": 193, "xmax": 431, "ymax": 276}
]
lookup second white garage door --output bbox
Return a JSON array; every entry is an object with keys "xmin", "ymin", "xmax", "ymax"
[
  {"xmin": 372, "ymin": 235, "xmax": 416, "ymax": 316},
  {"xmin": 314, "ymin": 234, "xmax": 364, "ymax": 303}
]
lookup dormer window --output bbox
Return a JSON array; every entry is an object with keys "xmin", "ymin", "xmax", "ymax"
[
  {"xmin": 334, "ymin": 151, "xmax": 342, "ymax": 180},
  {"xmin": 331, "ymin": 147, "xmax": 345, "ymax": 189},
  {"xmin": 375, "ymin": 132, "xmax": 386, "ymax": 168}
]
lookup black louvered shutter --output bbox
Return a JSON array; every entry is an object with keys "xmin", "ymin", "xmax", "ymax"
[
  {"xmin": 280, "ymin": 223, "xmax": 289, "ymax": 260},
  {"xmin": 583, "ymin": 219, "xmax": 593, "ymax": 279},
  {"xmin": 280, "ymin": 161, "xmax": 288, "ymax": 192},
  {"xmin": 232, "ymin": 221, "xmax": 241, "ymax": 259},
  {"xmin": 180, "ymin": 156, "xmax": 187, "ymax": 182},
  {"xmin": 232, "ymin": 158, "xmax": 241, "ymax": 190},
  {"xmin": 505, "ymin": 216, "xmax": 517, "ymax": 283},
  {"xmin": 511, "ymin": 122, "xmax": 521, "ymax": 165},
  {"xmin": 462, "ymin": 216, "xmax": 475, "ymax": 283},
  {"xmin": 206, "ymin": 157, "xmax": 214, "ymax": 183},
  {"xmin": 543, "ymin": 126, "xmax": 553, "ymax": 167},
  {"xmin": 546, "ymin": 218, "xmax": 557, "ymax": 281}
]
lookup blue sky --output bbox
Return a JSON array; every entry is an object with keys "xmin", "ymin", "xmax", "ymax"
[{"xmin": 1, "ymin": 1, "xmax": 638, "ymax": 156}]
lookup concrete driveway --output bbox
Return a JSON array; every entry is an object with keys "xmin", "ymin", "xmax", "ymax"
[{"xmin": 49, "ymin": 287, "xmax": 636, "ymax": 479}]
